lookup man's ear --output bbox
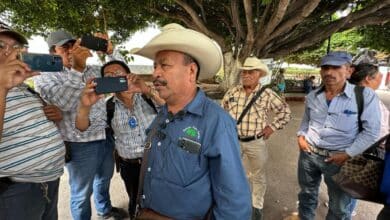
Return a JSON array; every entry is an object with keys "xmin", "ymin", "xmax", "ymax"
[{"xmin": 189, "ymin": 62, "xmax": 198, "ymax": 82}]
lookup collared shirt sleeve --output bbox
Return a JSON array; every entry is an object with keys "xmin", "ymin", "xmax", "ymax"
[
  {"xmin": 33, "ymin": 71, "xmax": 83, "ymax": 111},
  {"xmin": 297, "ymin": 98, "xmax": 311, "ymax": 137},
  {"xmin": 346, "ymin": 88, "xmax": 381, "ymax": 157},
  {"xmin": 267, "ymin": 89, "xmax": 291, "ymax": 131},
  {"xmin": 205, "ymin": 114, "xmax": 251, "ymax": 219}
]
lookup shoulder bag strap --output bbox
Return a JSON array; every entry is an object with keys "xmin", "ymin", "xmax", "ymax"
[
  {"xmin": 354, "ymin": 86, "xmax": 364, "ymax": 132},
  {"xmin": 136, "ymin": 114, "xmax": 162, "ymax": 210},
  {"xmin": 237, "ymin": 85, "xmax": 269, "ymax": 125}
]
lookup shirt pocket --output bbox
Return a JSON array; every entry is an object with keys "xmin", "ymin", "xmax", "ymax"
[
  {"xmin": 335, "ymin": 112, "xmax": 358, "ymax": 131},
  {"xmin": 163, "ymin": 140, "xmax": 200, "ymax": 187}
]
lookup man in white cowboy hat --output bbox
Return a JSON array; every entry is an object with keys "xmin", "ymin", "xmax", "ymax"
[
  {"xmin": 130, "ymin": 23, "xmax": 251, "ymax": 219},
  {"xmin": 222, "ymin": 56, "xmax": 291, "ymax": 220}
]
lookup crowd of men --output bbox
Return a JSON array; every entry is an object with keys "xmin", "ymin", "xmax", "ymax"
[{"xmin": 0, "ymin": 20, "xmax": 388, "ymax": 220}]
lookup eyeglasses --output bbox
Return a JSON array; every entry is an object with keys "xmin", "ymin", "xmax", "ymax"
[
  {"xmin": 104, "ymin": 70, "xmax": 127, "ymax": 77},
  {"xmin": 0, "ymin": 40, "xmax": 26, "ymax": 53}
]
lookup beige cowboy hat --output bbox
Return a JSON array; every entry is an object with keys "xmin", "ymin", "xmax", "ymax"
[
  {"xmin": 239, "ymin": 57, "xmax": 269, "ymax": 76},
  {"xmin": 131, "ymin": 23, "xmax": 223, "ymax": 80}
]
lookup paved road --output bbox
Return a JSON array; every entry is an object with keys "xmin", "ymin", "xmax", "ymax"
[{"xmin": 57, "ymin": 101, "xmax": 383, "ymax": 220}]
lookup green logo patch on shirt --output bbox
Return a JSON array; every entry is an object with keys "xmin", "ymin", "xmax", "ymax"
[{"xmin": 183, "ymin": 126, "xmax": 200, "ymax": 139}]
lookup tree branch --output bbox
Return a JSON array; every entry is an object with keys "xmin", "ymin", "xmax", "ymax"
[
  {"xmin": 194, "ymin": 0, "xmax": 207, "ymax": 23},
  {"xmin": 243, "ymin": 0, "xmax": 254, "ymax": 43},
  {"xmin": 267, "ymin": 6, "xmax": 390, "ymax": 58},
  {"xmin": 265, "ymin": 0, "xmax": 320, "ymax": 44},
  {"xmin": 255, "ymin": 0, "xmax": 290, "ymax": 49},
  {"xmin": 230, "ymin": 0, "xmax": 245, "ymax": 41},
  {"xmin": 174, "ymin": 0, "xmax": 225, "ymax": 50}
]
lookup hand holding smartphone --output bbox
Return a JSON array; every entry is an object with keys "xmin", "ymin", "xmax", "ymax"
[
  {"xmin": 94, "ymin": 77, "xmax": 128, "ymax": 94},
  {"xmin": 80, "ymin": 35, "xmax": 108, "ymax": 52},
  {"xmin": 19, "ymin": 53, "xmax": 63, "ymax": 72}
]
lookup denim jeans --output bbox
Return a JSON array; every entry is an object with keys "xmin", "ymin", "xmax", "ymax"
[
  {"xmin": 0, "ymin": 179, "xmax": 60, "ymax": 220},
  {"xmin": 66, "ymin": 138, "xmax": 115, "ymax": 220},
  {"xmin": 298, "ymin": 151, "xmax": 353, "ymax": 220}
]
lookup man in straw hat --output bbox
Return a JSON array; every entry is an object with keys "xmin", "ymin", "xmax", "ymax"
[
  {"xmin": 0, "ymin": 22, "xmax": 65, "ymax": 219},
  {"xmin": 222, "ymin": 56, "xmax": 291, "ymax": 220},
  {"xmin": 129, "ymin": 23, "xmax": 251, "ymax": 219}
]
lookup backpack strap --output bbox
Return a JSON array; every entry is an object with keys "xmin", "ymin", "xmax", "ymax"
[
  {"xmin": 354, "ymin": 86, "xmax": 364, "ymax": 132},
  {"xmin": 237, "ymin": 85, "xmax": 269, "ymax": 125},
  {"xmin": 141, "ymin": 94, "xmax": 158, "ymax": 113},
  {"xmin": 106, "ymin": 96, "xmax": 115, "ymax": 128}
]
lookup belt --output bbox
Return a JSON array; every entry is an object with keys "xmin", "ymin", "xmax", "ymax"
[
  {"xmin": 238, "ymin": 134, "xmax": 264, "ymax": 142},
  {"xmin": 308, "ymin": 145, "xmax": 343, "ymax": 157}
]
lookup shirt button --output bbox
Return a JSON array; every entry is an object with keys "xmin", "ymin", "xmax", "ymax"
[
  {"xmin": 142, "ymin": 194, "xmax": 146, "ymax": 199},
  {"xmin": 147, "ymin": 167, "xmax": 151, "ymax": 172},
  {"xmin": 165, "ymin": 119, "xmax": 169, "ymax": 124},
  {"xmin": 157, "ymin": 142, "xmax": 161, "ymax": 146}
]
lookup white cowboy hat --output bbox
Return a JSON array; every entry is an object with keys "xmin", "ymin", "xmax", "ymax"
[
  {"xmin": 239, "ymin": 57, "xmax": 269, "ymax": 76},
  {"xmin": 131, "ymin": 23, "xmax": 223, "ymax": 80}
]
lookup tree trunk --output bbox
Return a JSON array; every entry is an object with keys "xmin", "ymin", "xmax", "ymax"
[{"xmin": 221, "ymin": 52, "xmax": 241, "ymax": 91}]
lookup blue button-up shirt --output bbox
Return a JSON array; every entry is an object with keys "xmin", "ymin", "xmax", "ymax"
[
  {"xmin": 297, "ymin": 82, "xmax": 380, "ymax": 157},
  {"xmin": 141, "ymin": 89, "xmax": 251, "ymax": 219}
]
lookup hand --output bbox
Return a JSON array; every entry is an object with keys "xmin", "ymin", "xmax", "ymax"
[
  {"xmin": 94, "ymin": 32, "xmax": 113, "ymax": 55},
  {"xmin": 260, "ymin": 125, "xmax": 274, "ymax": 140},
  {"xmin": 126, "ymin": 74, "xmax": 149, "ymax": 94},
  {"xmin": 0, "ymin": 50, "xmax": 38, "ymax": 91},
  {"xmin": 43, "ymin": 105, "xmax": 63, "ymax": 122},
  {"xmin": 324, "ymin": 153, "xmax": 350, "ymax": 166},
  {"xmin": 79, "ymin": 78, "xmax": 104, "ymax": 108},
  {"xmin": 297, "ymin": 135, "xmax": 311, "ymax": 153},
  {"xmin": 70, "ymin": 39, "xmax": 92, "ymax": 72}
]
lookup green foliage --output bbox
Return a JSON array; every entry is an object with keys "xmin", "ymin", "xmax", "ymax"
[
  {"xmin": 285, "ymin": 29, "xmax": 363, "ymax": 65},
  {"xmin": 358, "ymin": 24, "xmax": 390, "ymax": 53}
]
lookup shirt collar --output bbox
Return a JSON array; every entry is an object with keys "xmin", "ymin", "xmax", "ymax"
[
  {"xmin": 238, "ymin": 83, "xmax": 261, "ymax": 93},
  {"xmin": 161, "ymin": 88, "xmax": 205, "ymax": 117},
  {"xmin": 315, "ymin": 81, "xmax": 353, "ymax": 99}
]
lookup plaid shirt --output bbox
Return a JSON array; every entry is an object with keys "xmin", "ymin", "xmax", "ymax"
[
  {"xmin": 111, "ymin": 95, "xmax": 156, "ymax": 159},
  {"xmin": 222, "ymin": 84, "xmax": 291, "ymax": 137},
  {"xmin": 33, "ymin": 51, "xmax": 124, "ymax": 142}
]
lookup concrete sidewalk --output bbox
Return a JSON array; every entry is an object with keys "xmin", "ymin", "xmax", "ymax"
[{"xmin": 57, "ymin": 101, "xmax": 383, "ymax": 220}]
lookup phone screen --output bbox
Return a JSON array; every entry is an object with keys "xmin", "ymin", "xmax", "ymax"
[
  {"xmin": 94, "ymin": 77, "xmax": 128, "ymax": 94},
  {"xmin": 19, "ymin": 53, "xmax": 63, "ymax": 72},
  {"xmin": 80, "ymin": 35, "xmax": 108, "ymax": 52}
]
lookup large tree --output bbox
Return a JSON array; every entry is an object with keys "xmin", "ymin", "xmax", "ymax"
[{"xmin": 1, "ymin": 0, "xmax": 389, "ymax": 87}]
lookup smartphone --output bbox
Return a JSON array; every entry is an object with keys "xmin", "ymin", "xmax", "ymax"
[
  {"xmin": 80, "ymin": 35, "xmax": 108, "ymax": 52},
  {"xmin": 94, "ymin": 77, "xmax": 128, "ymax": 94},
  {"xmin": 19, "ymin": 53, "xmax": 63, "ymax": 72}
]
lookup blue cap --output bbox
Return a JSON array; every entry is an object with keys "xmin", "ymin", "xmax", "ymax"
[{"xmin": 320, "ymin": 51, "xmax": 352, "ymax": 66}]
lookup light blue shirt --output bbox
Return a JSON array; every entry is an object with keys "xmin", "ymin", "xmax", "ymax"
[
  {"xmin": 141, "ymin": 89, "xmax": 251, "ymax": 219},
  {"xmin": 297, "ymin": 82, "xmax": 380, "ymax": 157}
]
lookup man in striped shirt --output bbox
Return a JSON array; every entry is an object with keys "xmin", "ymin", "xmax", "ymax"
[
  {"xmin": 0, "ymin": 23, "xmax": 65, "ymax": 220},
  {"xmin": 222, "ymin": 56, "xmax": 291, "ymax": 220},
  {"xmin": 33, "ymin": 30, "xmax": 125, "ymax": 220}
]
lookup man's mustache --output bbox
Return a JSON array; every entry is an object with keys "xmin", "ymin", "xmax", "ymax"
[
  {"xmin": 153, "ymin": 78, "xmax": 168, "ymax": 86},
  {"xmin": 323, "ymin": 75, "xmax": 335, "ymax": 80}
]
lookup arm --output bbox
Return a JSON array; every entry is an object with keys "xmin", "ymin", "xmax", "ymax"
[
  {"xmin": 260, "ymin": 90, "xmax": 291, "ymax": 139},
  {"xmin": 346, "ymin": 88, "xmax": 381, "ymax": 157},
  {"xmin": 127, "ymin": 74, "xmax": 165, "ymax": 106},
  {"xmin": 207, "ymin": 115, "xmax": 251, "ymax": 219},
  {"xmin": 297, "ymin": 99, "xmax": 311, "ymax": 151},
  {"xmin": 0, "ymin": 51, "xmax": 38, "ymax": 139},
  {"xmin": 75, "ymin": 79, "xmax": 104, "ymax": 131},
  {"xmin": 34, "ymin": 71, "xmax": 84, "ymax": 111}
]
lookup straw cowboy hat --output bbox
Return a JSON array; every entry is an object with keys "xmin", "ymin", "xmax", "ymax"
[
  {"xmin": 131, "ymin": 23, "xmax": 223, "ymax": 80},
  {"xmin": 239, "ymin": 57, "xmax": 269, "ymax": 76}
]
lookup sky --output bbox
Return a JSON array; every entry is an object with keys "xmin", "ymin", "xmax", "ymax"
[{"xmin": 27, "ymin": 26, "xmax": 161, "ymax": 66}]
